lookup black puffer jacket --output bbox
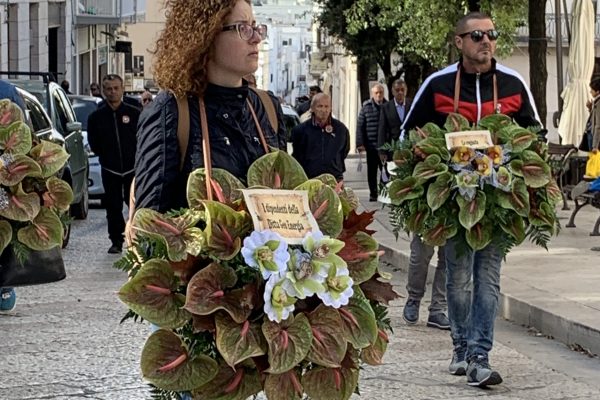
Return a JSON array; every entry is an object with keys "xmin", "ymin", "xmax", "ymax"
[{"xmin": 134, "ymin": 83, "xmax": 287, "ymax": 213}]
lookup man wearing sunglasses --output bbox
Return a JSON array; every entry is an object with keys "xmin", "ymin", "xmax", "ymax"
[{"xmin": 401, "ymin": 12, "xmax": 543, "ymax": 388}]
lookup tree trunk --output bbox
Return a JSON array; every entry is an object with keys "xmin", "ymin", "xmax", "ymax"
[
  {"xmin": 357, "ymin": 59, "xmax": 371, "ymax": 103},
  {"xmin": 528, "ymin": 0, "xmax": 548, "ymax": 127},
  {"xmin": 404, "ymin": 60, "xmax": 422, "ymax": 99}
]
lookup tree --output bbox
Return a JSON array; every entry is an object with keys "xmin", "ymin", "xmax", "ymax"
[{"xmin": 528, "ymin": 0, "xmax": 548, "ymax": 127}]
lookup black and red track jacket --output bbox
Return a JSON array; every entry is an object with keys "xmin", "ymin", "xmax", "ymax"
[{"xmin": 402, "ymin": 59, "xmax": 542, "ymax": 134}]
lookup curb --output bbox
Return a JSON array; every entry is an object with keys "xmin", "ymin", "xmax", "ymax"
[{"xmin": 377, "ymin": 241, "xmax": 600, "ymax": 357}]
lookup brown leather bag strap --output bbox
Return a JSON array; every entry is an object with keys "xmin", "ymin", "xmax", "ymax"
[
  {"xmin": 199, "ymin": 97, "xmax": 213, "ymax": 201},
  {"xmin": 249, "ymin": 87, "xmax": 278, "ymax": 132},
  {"xmin": 175, "ymin": 96, "xmax": 190, "ymax": 171},
  {"xmin": 246, "ymin": 98, "xmax": 270, "ymax": 154}
]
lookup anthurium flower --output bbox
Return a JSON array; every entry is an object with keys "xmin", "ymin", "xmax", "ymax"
[
  {"xmin": 486, "ymin": 145, "xmax": 503, "ymax": 166},
  {"xmin": 494, "ymin": 166, "xmax": 513, "ymax": 191},
  {"xmin": 282, "ymin": 249, "xmax": 327, "ymax": 299},
  {"xmin": 472, "ymin": 155, "xmax": 492, "ymax": 177},
  {"xmin": 302, "ymin": 230, "xmax": 345, "ymax": 262},
  {"xmin": 264, "ymin": 273, "xmax": 296, "ymax": 322},
  {"xmin": 456, "ymin": 171, "xmax": 479, "ymax": 201},
  {"xmin": 317, "ymin": 265, "xmax": 354, "ymax": 308},
  {"xmin": 241, "ymin": 230, "xmax": 290, "ymax": 279},
  {"xmin": 451, "ymin": 146, "xmax": 475, "ymax": 165}
]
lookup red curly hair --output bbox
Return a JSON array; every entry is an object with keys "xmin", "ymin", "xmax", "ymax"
[{"xmin": 152, "ymin": 0, "xmax": 248, "ymax": 98}]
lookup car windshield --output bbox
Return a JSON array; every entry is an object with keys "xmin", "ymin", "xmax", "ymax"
[{"xmin": 70, "ymin": 99, "xmax": 99, "ymax": 130}]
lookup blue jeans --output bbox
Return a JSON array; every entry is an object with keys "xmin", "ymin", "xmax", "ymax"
[
  {"xmin": 445, "ymin": 237, "xmax": 503, "ymax": 360},
  {"xmin": 407, "ymin": 235, "xmax": 447, "ymax": 314}
]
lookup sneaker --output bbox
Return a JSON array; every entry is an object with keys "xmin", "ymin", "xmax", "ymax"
[
  {"xmin": 427, "ymin": 313, "xmax": 451, "ymax": 330},
  {"xmin": 466, "ymin": 355, "xmax": 503, "ymax": 387},
  {"xmin": 448, "ymin": 347, "xmax": 468, "ymax": 376},
  {"xmin": 369, "ymin": 195, "xmax": 377, "ymax": 202},
  {"xmin": 0, "ymin": 288, "xmax": 16, "ymax": 313},
  {"xmin": 403, "ymin": 299, "xmax": 420, "ymax": 324},
  {"xmin": 108, "ymin": 244, "xmax": 122, "ymax": 254}
]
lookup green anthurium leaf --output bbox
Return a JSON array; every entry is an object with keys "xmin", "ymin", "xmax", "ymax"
[
  {"xmin": 184, "ymin": 263, "xmax": 258, "ymax": 323},
  {"xmin": 420, "ymin": 122, "xmax": 446, "ymax": 139},
  {"xmin": 465, "ymin": 222, "xmax": 493, "ymax": 251},
  {"xmin": 264, "ymin": 369, "xmax": 304, "ymax": 400},
  {"xmin": 313, "ymin": 173, "xmax": 338, "ymax": 188},
  {"xmin": 422, "ymin": 222, "xmax": 458, "ymax": 247},
  {"xmin": 338, "ymin": 186, "xmax": 359, "ymax": 216},
  {"xmin": 509, "ymin": 150, "xmax": 551, "ymax": 188},
  {"xmin": 17, "ymin": 207, "xmax": 63, "ymax": 250},
  {"xmin": 247, "ymin": 150, "xmax": 308, "ymax": 189},
  {"xmin": 43, "ymin": 176, "xmax": 74, "ymax": 212},
  {"xmin": 141, "ymin": 329, "xmax": 218, "ymax": 392},
  {"xmin": 388, "ymin": 177, "xmax": 424, "ymax": 205},
  {"xmin": 0, "ymin": 184, "xmax": 41, "ymax": 222},
  {"xmin": 444, "ymin": 112, "xmax": 470, "ymax": 132},
  {"xmin": 133, "ymin": 208, "xmax": 205, "ymax": 262},
  {"xmin": 118, "ymin": 258, "xmax": 192, "ymax": 329},
  {"xmin": 302, "ymin": 365, "xmax": 359, "ymax": 400},
  {"xmin": 415, "ymin": 137, "xmax": 450, "ymax": 161},
  {"xmin": 427, "ymin": 172, "xmax": 454, "ymax": 212},
  {"xmin": 0, "ymin": 154, "xmax": 42, "ymax": 186},
  {"xmin": 29, "ymin": 140, "xmax": 70, "ymax": 178},
  {"xmin": 545, "ymin": 179, "xmax": 563, "ymax": 205},
  {"xmin": 203, "ymin": 200, "xmax": 252, "ymax": 261},
  {"xmin": 392, "ymin": 148, "xmax": 413, "ymax": 168},
  {"xmin": 456, "ymin": 190, "xmax": 486, "ymax": 230},
  {"xmin": 339, "ymin": 290, "xmax": 378, "ymax": 349},
  {"xmin": 406, "ymin": 201, "xmax": 431, "ymax": 233},
  {"xmin": 295, "ymin": 179, "xmax": 343, "ymax": 237},
  {"xmin": 529, "ymin": 201, "xmax": 557, "ymax": 230},
  {"xmin": 500, "ymin": 213, "xmax": 526, "ymax": 244},
  {"xmin": 412, "ymin": 154, "xmax": 448, "ymax": 181},
  {"xmin": 0, "ymin": 121, "xmax": 32, "ymax": 155},
  {"xmin": 0, "ymin": 220, "xmax": 12, "ymax": 254},
  {"xmin": 0, "ymin": 99, "xmax": 25, "ymax": 127},
  {"xmin": 497, "ymin": 178, "xmax": 530, "ymax": 217},
  {"xmin": 409, "ymin": 126, "xmax": 431, "ymax": 143},
  {"xmin": 510, "ymin": 128, "xmax": 538, "ymax": 153},
  {"xmin": 305, "ymin": 304, "xmax": 347, "ymax": 368},
  {"xmin": 187, "ymin": 168, "xmax": 246, "ymax": 210},
  {"xmin": 262, "ymin": 313, "xmax": 313, "ymax": 374},
  {"xmin": 477, "ymin": 113, "xmax": 513, "ymax": 134},
  {"xmin": 339, "ymin": 231, "xmax": 378, "ymax": 284},
  {"xmin": 215, "ymin": 312, "xmax": 267, "ymax": 368},
  {"xmin": 361, "ymin": 330, "xmax": 390, "ymax": 366},
  {"xmin": 192, "ymin": 363, "xmax": 262, "ymax": 400}
]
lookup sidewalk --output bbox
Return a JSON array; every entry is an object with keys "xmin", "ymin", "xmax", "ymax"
[{"xmin": 343, "ymin": 157, "xmax": 600, "ymax": 357}]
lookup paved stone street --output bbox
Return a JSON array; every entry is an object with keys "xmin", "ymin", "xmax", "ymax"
[{"xmin": 1, "ymin": 187, "xmax": 600, "ymax": 399}]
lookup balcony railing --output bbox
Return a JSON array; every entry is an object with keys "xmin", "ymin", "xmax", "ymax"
[
  {"xmin": 515, "ymin": 13, "xmax": 600, "ymax": 44},
  {"xmin": 73, "ymin": 0, "xmax": 146, "ymax": 25}
]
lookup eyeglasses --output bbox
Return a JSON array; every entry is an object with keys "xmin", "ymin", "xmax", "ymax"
[
  {"xmin": 458, "ymin": 29, "xmax": 499, "ymax": 42},
  {"xmin": 222, "ymin": 23, "xmax": 268, "ymax": 41}
]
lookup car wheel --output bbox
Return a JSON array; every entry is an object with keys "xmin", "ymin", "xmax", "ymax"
[{"xmin": 71, "ymin": 183, "xmax": 89, "ymax": 220}]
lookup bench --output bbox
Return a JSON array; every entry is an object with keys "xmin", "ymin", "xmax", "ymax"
[
  {"xmin": 565, "ymin": 189, "xmax": 600, "ymax": 236},
  {"xmin": 547, "ymin": 143, "xmax": 579, "ymax": 210}
]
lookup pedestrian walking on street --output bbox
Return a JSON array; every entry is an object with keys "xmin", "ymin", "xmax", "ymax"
[
  {"xmin": 0, "ymin": 79, "xmax": 26, "ymax": 313},
  {"xmin": 357, "ymin": 83, "xmax": 386, "ymax": 201},
  {"xmin": 402, "ymin": 12, "xmax": 542, "ymax": 387},
  {"xmin": 134, "ymin": 0, "xmax": 286, "ymax": 216},
  {"xmin": 87, "ymin": 74, "xmax": 140, "ymax": 254},
  {"xmin": 141, "ymin": 90, "xmax": 153, "ymax": 108},
  {"xmin": 291, "ymin": 93, "xmax": 350, "ymax": 181},
  {"xmin": 295, "ymin": 85, "xmax": 322, "ymax": 121},
  {"xmin": 90, "ymin": 82, "xmax": 102, "ymax": 98},
  {"xmin": 378, "ymin": 79, "xmax": 412, "ymax": 162},
  {"xmin": 61, "ymin": 80, "xmax": 72, "ymax": 94}
]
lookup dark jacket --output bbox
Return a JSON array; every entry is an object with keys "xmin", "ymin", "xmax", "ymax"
[
  {"xmin": 403, "ymin": 59, "xmax": 542, "ymax": 133},
  {"xmin": 377, "ymin": 97, "xmax": 412, "ymax": 154},
  {"xmin": 356, "ymin": 98, "xmax": 384, "ymax": 149},
  {"xmin": 291, "ymin": 117, "xmax": 350, "ymax": 180},
  {"xmin": 591, "ymin": 96, "xmax": 600, "ymax": 151},
  {"xmin": 87, "ymin": 101, "xmax": 140, "ymax": 176},
  {"xmin": 134, "ymin": 83, "xmax": 287, "ymax": 213}
]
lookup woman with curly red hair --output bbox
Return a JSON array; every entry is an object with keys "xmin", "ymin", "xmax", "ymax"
[{"xmin": 134, "ymin": 0, "xmax": 286, "ymax": 213}]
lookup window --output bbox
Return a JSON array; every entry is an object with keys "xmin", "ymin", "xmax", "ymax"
[
  {"xmin": 53, "ymin": 89, "xmax": 73, "ymax": 135},
  {"xmin": 24, "ymin": 97, "xmax": 51, "ymax": 134}
]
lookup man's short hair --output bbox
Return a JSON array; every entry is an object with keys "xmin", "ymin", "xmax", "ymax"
[
  {"xmin": 102, "ymin": 74, "xmax": 124, "ymax": 85},
  {"xmin": 455, "ymin": 11, "xmax": 493, "ymax": 35},
  {"xmin": 309, "ymin": 85, "xmax": 322, "ymax": 93},
  {"xmin": 591, "ymin": 78, "xmax": 600, "ymax": 92},
  {"xmin": 392, "ymin": 79, "xmax": 407, "ymax": 87}
]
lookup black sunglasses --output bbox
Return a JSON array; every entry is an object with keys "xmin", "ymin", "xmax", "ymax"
[
  {"xmin": 458, "ymin": 29, "xmax": 499, "ymax": 42},
  {"xmin": 222, "ymin": 23, "xmax": 268, "ymax": 41}
]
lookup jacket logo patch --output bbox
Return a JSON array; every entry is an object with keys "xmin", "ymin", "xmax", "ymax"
[{"xmin": 122, "ymin": 115, "xmax": 130, "ymax": 124}]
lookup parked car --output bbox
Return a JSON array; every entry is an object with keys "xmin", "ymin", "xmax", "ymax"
[
  {"xmin": 2, "ymin": 72, "xmax": 89, "ymax": 222},
  {"xmin": 68, "ymin": 95, "xmax": 104, "ymax": 201},
  {"xmin": 16, "ymin": 87, "xmax": 78, "ymax": 247},
  {"xmin": 281, "ymin": 104, "xmax": 301, "ymax": 141}
]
